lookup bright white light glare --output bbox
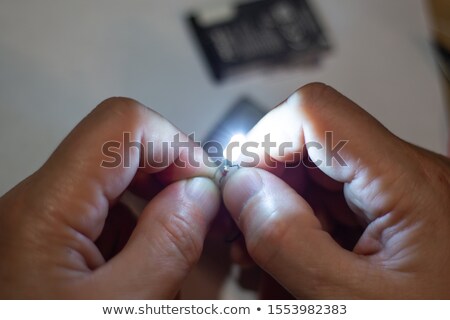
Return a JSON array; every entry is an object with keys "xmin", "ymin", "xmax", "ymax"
[{"xmin": 223, "ymin": 133, "xmax": 246, "ymax": 163}]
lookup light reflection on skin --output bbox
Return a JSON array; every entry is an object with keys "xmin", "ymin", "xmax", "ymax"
[{"xmin": 223, "ymin": 133, "xmax": 246, "ymax": 165}]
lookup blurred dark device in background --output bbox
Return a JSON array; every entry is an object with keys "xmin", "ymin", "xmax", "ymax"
[
  {"xmin": 202, "ymin": 98, "xmax": 265, "ymax": 161},
  {"xmin": 188, "ymin": 0, "xmax": 330, "ymax": 82},
  {"xmin": 435, "ymin": 43, "xmax": 450, "ymax": 82}
]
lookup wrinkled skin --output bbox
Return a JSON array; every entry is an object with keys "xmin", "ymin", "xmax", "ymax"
[{"xmin": 1, "ymin": 84, "xmax": 449, "ymax": 299}]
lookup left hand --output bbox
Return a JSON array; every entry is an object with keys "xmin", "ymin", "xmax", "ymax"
[{"xmin": 0, "ymin": 97, "xmax": 220, "ymax": 299}]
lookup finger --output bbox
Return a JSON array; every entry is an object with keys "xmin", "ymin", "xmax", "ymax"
[
  {"xmin": 129, "ymin": 145, "xmax": 216, "ymax": 200},
  {"xmin": 223, "ymin": 168, "xmax": 378, "ymax": 298},
  {"xmin": 157, "ymin": 141, "xmax": 216, "ymax": 185},
  {"xmin": 31, "ymin": 98, "xmax": 215, "ymax": 242},
  {"xmin": 242, "ymin": 83, "xmax": 398, "ymax": 178},
  {"xmin": 90, "ymin": 177, "xmax": 220, "ymax": 299},
  {"xmin": 240, "ymin": 83, "xmax": 417, "ymax": 222}
]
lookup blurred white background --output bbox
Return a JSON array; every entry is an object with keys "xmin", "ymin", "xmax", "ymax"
[{"xmin": 0, "ymin": 0, "xmax": 447, "ymax": 195}]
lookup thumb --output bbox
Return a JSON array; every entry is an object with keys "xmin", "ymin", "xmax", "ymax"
[
  {"xmin": 90, "ymin": 177, "xmax": 220, "ymax": 299},
  {"xmin": 223, "ymin": 168, "xmax": 377, "ymax": 299}
]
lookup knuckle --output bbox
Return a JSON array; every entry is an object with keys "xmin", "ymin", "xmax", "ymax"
[
  {"xmin": 294, "ymin": 82, "xmax": 339, "ymax": 111},
  {"xmin": 297, "ymin": 82, "xmax": 331, "ymax": 101},
  {"xmin": 94, "ymin": 97, "xmax": 156, "ymax": 125},
  {"xmin": 98, "ymin": 97, "xmax": 146, "ymax": 116}
]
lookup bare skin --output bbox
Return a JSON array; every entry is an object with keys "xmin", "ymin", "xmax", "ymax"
[
  {"xmin": 0, "ymin": 98, "xmax": 220, "ymax": 299},
  {"xmin": 1, "ymin": 83, "xmax": 449, "ymax": 299},
  {"xmin": 223, "ymin": 83, "xmax": 450, "ymax": 299}
]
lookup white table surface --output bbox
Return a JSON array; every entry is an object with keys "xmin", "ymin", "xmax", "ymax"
[{"xmin": 0, "ymin": 0, "xmax": 447, "ymax": 195}]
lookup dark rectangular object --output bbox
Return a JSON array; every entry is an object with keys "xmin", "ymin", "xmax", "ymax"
[
  {"xmin": 202, "ymin": 98, "xmax": 266, "ymax": 160},
  {"xmin": 188, "ymin": 0, "xmax": 329, "ymax": 81}
]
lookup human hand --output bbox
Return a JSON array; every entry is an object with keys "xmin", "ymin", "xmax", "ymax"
[
  {"xmin": 223, "ymin": 83, "xmax": 450, "ymax": 299},
  {"xmin": 0, "ymin": 98, "xmax": 220, "ymax": 299}
]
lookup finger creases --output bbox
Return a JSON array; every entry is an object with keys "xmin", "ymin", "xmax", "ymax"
[
  {"xmin": 90, "ymin": 177, "xmax": 220, "ymax": 299},
  {"xmin": 34, "ymin": 97, "xmax": 215, "ymax": 242},
  {"xmin": 223, "ymin": 167, "xmax": 371, "ymax": 298},
  {"xmin": 242, "ymin": 83, "xmax": 406, "ymax": 183},
  {"xmin": 238, "ymin": 83, "xmax": 416, "ymax": 223}
]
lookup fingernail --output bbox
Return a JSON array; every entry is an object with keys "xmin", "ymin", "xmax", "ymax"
[
  {"xmin": 222, "ymin": 168, "xmax": 263, "ymax": 221},
  {"xmin": 185, "ymin": 177, "xmax": 220, "ymax": 218}
]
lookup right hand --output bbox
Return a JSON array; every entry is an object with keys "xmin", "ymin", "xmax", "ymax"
[{"xmin": 223, "ymin": 83, "xmax": 450, "ymax": 299}]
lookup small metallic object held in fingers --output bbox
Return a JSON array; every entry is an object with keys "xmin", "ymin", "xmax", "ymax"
[
  {"xmin": 214, "ymin": 159, "xmax": 242, "ymax": 243},
  {"xmin": 214, "ymin": 159, "xmax": 240, "ymax": 188}
]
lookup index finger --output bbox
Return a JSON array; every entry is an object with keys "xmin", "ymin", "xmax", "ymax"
[
  {"xmin": 240, "ymin": 83, "xmax": 417, "ymax": 220},
  {"xmin": 32, "ymin": 97, "xmax": 215, "ymax": 240}
]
